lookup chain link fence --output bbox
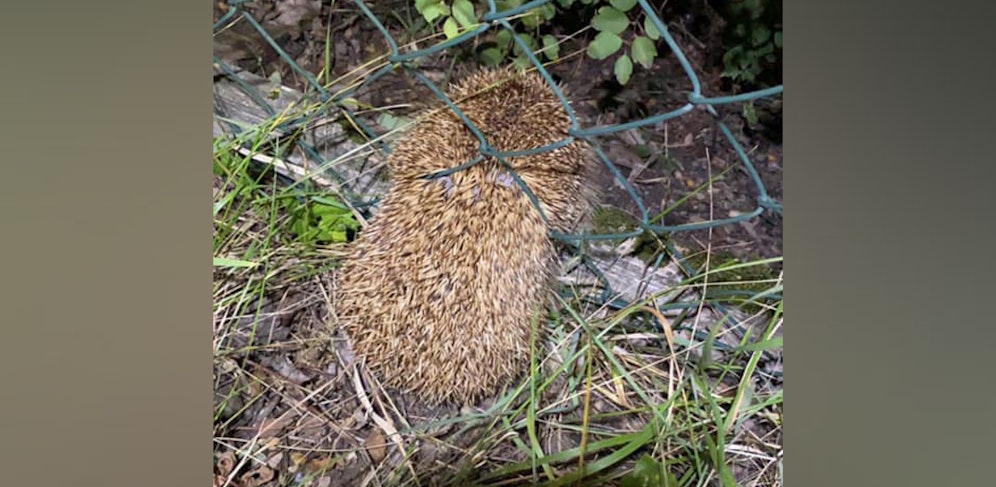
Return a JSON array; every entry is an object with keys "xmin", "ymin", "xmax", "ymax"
[{"xmin": 213, "ymin": 0, "xmax": 783, "ymax": 330}]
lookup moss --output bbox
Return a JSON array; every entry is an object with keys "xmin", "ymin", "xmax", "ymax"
[
  {"xmin": 681, "ymin": 250, "xmax": 780, "ymax": 313},
  {"xmin": 592, "ymin": 205, "xmax": 672, "ymax": 264},
  {"xmin": 592, "ymin": 205, "xmax": 640, "ymax": 234},
  {"xmin": 591, "ymin": 205, "xmax": 779, "ymax": 316},
  {"xmin": 336, "ymin": 116, "xmax": 370, "ymax": 144}
]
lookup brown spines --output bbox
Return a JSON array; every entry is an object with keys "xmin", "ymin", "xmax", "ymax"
[{"xmin": 335, "ymin": 67, "xmax": 598, "ymax": 404}]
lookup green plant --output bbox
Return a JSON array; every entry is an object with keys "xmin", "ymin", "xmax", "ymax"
[
  {"xmin": 620, "ymin": 454, "xmax": 681, "ymax": 487},
  {"xmin": 588, "ymin": 1, "xmax": 661, "ymax": 86},
  {"xmin": 287, "ymin": 196, "xmax": 360, "ymax": 245},
  {"xmin": 742, "ymin": 99, "xmax": 759, "ymax": 126},
  {"xmin": 213, "ymin": 133, "xmax": 360, "ymax": 254},
  {"xmin": 411, "ymin": 0, "xmax": 664, "ymax": 85},
  {"xmin": 718, "ymin": 0, "xmax": 782, "ymax": 85}
]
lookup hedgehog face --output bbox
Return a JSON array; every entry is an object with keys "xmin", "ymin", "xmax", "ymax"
[{"xmin": 390, "ymin": 69, "xmax": 584, "ymax": 175}]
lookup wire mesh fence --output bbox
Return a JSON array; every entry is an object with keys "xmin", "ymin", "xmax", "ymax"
[{"xmin": 212, "ymin": 0, "xmax": 783, "ymax": 323}]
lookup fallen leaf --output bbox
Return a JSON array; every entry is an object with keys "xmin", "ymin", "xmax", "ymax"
[
  {"xmin": 290, "ymin": 452, "xmax": 308, "ymax": 467},
  {"xmin": 288, "ymin": 452, "xmax": 307, "ymax": 473},
  {"xmin": 240, "ymin": 465, "xmax": 275, "ymax": 487},
  {"xmin": 215, "ymin": 451, "xmax": 237, "ymax": 477},
  {"xmin": 297, "ymin": 414, "xmax": 327, "ymax": 440},
  {"xmin": 258, "ymin": 416, "xmax": 293, "ymax": 438},
  {"xmin": 266, "ymin": 452, "xmax": 284, "ymax": 469},
  {"xmin": 365, "ymin": 428, "xmax": 388, "ymax": 462},
  {"xmin": 306, "ymin": 456, "xmax": 340, "ymax": 473},
  {"xmin": 269, "ymin": 0, "xmax": 321, "ymax": 30},
  {"xmin": 271, "ymin": 356, "xmax": 313, "ymax": 384}
]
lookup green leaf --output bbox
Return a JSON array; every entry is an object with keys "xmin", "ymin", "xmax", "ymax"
[
  {"xmin": 541, "ymin": 34, "xmax": 560, "ymax": 61},
  {"xmin": 496, "ymin": 28, "xmax": 513, "ymax": 49},
  {"xmin": 723, "ymin": 45, "xmax": 744, "ymax": 66},
  {"xmin": 480, "ymin": 47, "xmax": 504, "ymax": 66},
  {"xmin": 586, "ymin": 31, "xmax": 623, "ymax": 60},
  {"xmin": 376, "ymin": 112, "xmax": 409, "ymax": 131},
  {"xmin": 452, "ymin": 0, "xmax": 477, "ymax": 29},
  {"xmin": 643, "ymin": 16, "xmax": 661, "ymax": 40},
  {"xmin": 311, "ymin": 204, "xmax": 348, "ymax": 217},
  {"xmin": 614, "ymin": 54, "xmax": 633, "ymax": 85},
  {"xmin": 521, "ymin": 7, "xmax": 545, "ymax": 28},
  {"xmin": 312, "ymin": 196, "xmax": 350, "ymax": 209},
  {"xmin": 631, "ymin": 35, "xmax": 657, "ymax": 68},
  {"xmin": 338, "ymin": 97, "xmax": 360, "ymax": 110},
  {"xmin": 443, "ymin": 16, "xmax": 460, "ymax": 39},
  {"xmin": 496, "ymin": 0, "xmax": 523, "ymax": 10},
  {"xmin": 610, "ymin": 0, "xmax": 637, "ymax": 11},
  {"xmin": 773, "ymin": 31, "xmax": 782, "ymax": 48},
  {"xmin": 541, "ymin": 3, "xmax": 557, "ymax": 20},
  {"xmin": 734, "ymin": 335, "xmax": 783, "ymax": 352},
  {"xmin": 735, "ymin": 22, "xmax": 748, "ymax": 39},
  {"xmin": 592, "ymin": 7, "xmax": 629, "ymax": 35},
  {"xmin": 620, "ymin": 455, "xmax": 662, "ymax": 487},
  {"xmin": 745, "ymin": 0, "xmax": 764, "ymax": 19},
  {"xmin": 420, "ymin": 1, "xmax": 449, "ymax": 22},
  {"xmin": 752, "ymin": 25, "xmax": 771, "ymax": 47},
  {"xmin": 213, "ymin": 189, "xmax": 237, "ymax": 217},
  {"xmin": 556, "ymin": 0, "xmax": 574, "ymax": 7},
  {"xmin": 742, "ymin": 101, "xmax": 759, "ymax": 126},
  {"xmin": 512, "ymin": 55, "xmax": 532, "ymax": 71},
  {"xmin": 213, "ymin": 257, "xmax": 259, "ymax": 269},
  {"xmin": 511, "ymin": 33, "xmax": 536, "ymax": 56}
]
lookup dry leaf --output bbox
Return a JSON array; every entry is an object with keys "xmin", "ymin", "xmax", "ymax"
[
  {"xmin": 290, "ymin": 452, "xmax": 308, "ymax": 466},
  {"xmin": 240, "ymin": 465, "xmax": 275, "ymax": 487},
  {"xmin": 307, "ymin": 456, "xmax": 339, "ymax": 473},
  {"xmin": 267, "ymin": 0, "xmax": 321, "ymax": 35},
  {"xmin": 365, "ymin": 428, "xmax": 387, "ymax": 462},
  {"xmin": 258, "ymin": 416, "xmax": 293, "ymax": 438},
  {"xmin": 297, "ymin": 414, "xmax": 327, "ymax": 440},
  {"xmin": 266, "ymin": 452, "xmax": 284, "ymax": 469},
  {"xmin": 271, "ymin": 356, "xmax": 313, "ymax": 384},
  {"xmin": 215, "ymin": 451, "xmax": 237, "ymax": 477}
]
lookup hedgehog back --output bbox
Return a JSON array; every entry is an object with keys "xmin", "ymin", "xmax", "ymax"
[
  {"xmin": 336, "ymin": 68, "xmax": 596, "ymax": 404},
  {"xmin": 337, "ymin": 166, "xmax": 555, "ymax": 403}
]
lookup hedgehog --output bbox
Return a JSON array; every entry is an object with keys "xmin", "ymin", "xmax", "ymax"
[{"xmin": 335, "ymin": 67, "xmax": 598, "ymax": 405}]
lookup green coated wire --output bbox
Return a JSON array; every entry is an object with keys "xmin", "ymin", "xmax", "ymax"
[{"xmin": 212, "ymin": 0, "xmax": 784, "ymax": 332}]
